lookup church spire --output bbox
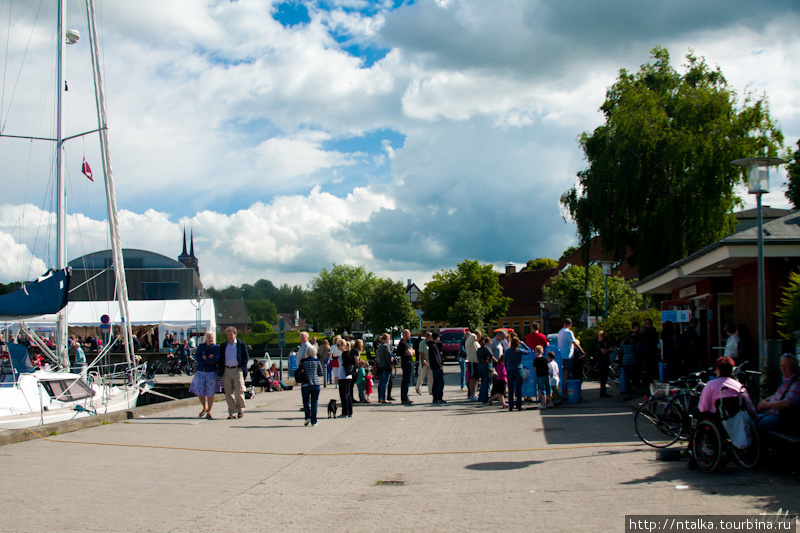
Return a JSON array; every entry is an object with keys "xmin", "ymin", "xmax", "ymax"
[{"xmin": 178, "ymin": 226, "xmax": 191, "ymax": 267}]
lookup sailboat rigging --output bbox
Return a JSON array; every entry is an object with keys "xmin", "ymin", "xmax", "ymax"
[{"xmin": 0, "ymin": 0, "xmax": 145, "ymax": 429}]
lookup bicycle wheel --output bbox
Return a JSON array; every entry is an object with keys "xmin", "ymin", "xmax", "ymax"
[
  {"xmin": 608, "ymin": 363, "xmax": 621, "ymax": 383},
  {"xmin": 582, "ymin": 359, "xmax": 599, "ymax": 381},
  {"xmin": 732, "ymin": 420, "xmax": 760, "ymax": 468},
  {"xmin": 691, "ymin": 419, "xmax": 723, "ymax": 473},
  {"xmin": 634, "ymin": 398, "xmax": 683, "ymax": 448}
]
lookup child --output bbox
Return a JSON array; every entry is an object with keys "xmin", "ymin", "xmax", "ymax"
[
  {"xmin": 325, "ymin": 354, "xmax": 332, "ymax": 385},
  {"xmin": 356, "ymin": 360, "xmax": 367, "ymax": 403},
  {"xmin": 533, "ymin": 346, "xmax": 552, "ymax": 408},
  {"xmin": 365, "ymin": 365, "xmax": 374, "ymax": 403},
  {"xmin": 547, "ymin": 351, "xmax": 560, "ymax": 403},
  {"xmin": 489, "ymin": 354, "xmax": 508, "ymax": 408}
]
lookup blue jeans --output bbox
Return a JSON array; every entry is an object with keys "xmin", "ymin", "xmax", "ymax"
[
  {"xmin": 432, "ymin": 368, "xmax": 445, "ymax": 401},
  {"xmin": 378, "ymin": 369, "xmax": 391, "ymax": 401},
  {"xmin": 508, "ymin": 367, "xmax": 524, "ymax": 410},
  {"xmin": 401, "ymin": 360, "xmax": 413, "ymax": 402},
  {"xmin": 458, "ymin": 358, "xmax": 466, "ymax": 388},
  {"xmin": 477, "ymin": 364, "xmax": 490, "ymax": 403},
  {"xmin": 756, "ymin": 414, "xmax": 780, "ymax": 431},
  {"xmin": 301, "ymin": 384, "xmax": 321, "ymax": 424}
]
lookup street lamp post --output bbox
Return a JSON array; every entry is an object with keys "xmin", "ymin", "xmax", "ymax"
[
  {"xmin": 732, "ymin": 157, "xmax": 785, "ymax": 375},
  {"xmin": 585, "ymin": 290, "xmax": 591, "ymax": 328},
  {"xmin": 538, "ymin": 301, "xmax": 546, "ymax": 334},
  {"xmin": 599, "ymin": 261, "xmax": 614, "ymax": 319}
]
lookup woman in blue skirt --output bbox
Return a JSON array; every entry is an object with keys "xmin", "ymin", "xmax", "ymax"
[{"xmin": 189, "ymin": 331, "xmax": 221, "ymax": 419}]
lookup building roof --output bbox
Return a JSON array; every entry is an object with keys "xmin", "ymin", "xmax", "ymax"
[
  {"xmin": 213, "ymin": 298, "xmax": 252, "ymax": 325},
  {"xmin": 733, "ymin": 206, "xmax": 795, "ymax": 233},
  {"xmin": 636, "ymin": 211, "xmax": 800, "ymax": 294},
  {"xmin": 498, "ymin": 267, "xmax": 556, "ymax": 317},
  {"xmin": 69, "ymin": 249, "xmax": 186, "ymax": 270},
  {"xmin": 276, "ymin": 312, "xmax": 308, "ymax": 330},
  {"xmin": 556, "ymin": 236, "xmax": 638, "ymax": 280}
]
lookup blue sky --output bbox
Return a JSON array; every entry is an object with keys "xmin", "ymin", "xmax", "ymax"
[{"xmin": 0, "ymin": 0, "xmax": 799, "ymax": 289}]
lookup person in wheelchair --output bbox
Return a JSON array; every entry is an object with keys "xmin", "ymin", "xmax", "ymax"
[{"xmin": 698, "ymin": 356, "xmax": 757, "ymax": 420}]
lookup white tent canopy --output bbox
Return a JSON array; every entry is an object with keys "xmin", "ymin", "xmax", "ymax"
[{"xmin": 5, "ymin": 299, "xmax": 216, "ymax": 348}]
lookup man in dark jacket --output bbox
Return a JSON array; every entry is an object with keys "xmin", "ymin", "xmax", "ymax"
[
  {"xmin": 429, "ymin": 331, "xmax": 445, "ymax": 403},
  {"xmin": 217, "ymin": 326, "xmax": 249, "ymax": 419}
]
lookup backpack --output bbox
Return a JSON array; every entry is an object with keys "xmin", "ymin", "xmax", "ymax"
[{"xmin": 295, "ymin": 358, "xmax": 307, "ymax": 385}]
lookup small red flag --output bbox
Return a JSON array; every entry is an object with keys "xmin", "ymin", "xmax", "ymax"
[{"xmin": 81, "ymin": 158, "xmax": 93, "ymax": 181}]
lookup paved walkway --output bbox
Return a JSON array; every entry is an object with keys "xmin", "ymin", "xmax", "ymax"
[{"xmin": 1, "ymin": 366, "xmax": 797, "ymax": 532}]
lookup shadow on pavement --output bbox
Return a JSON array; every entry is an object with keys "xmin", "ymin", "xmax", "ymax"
[
  {"xmin": 623, "ymin": 456, "xmax": 800, "ymax": 515},
  {"xmin": 465, "ymin": 460, "xmax": 541, "ymax": 471},
  {"xmin": 538, "ymin": 409, "xmax": 637, "ymax": 445}
]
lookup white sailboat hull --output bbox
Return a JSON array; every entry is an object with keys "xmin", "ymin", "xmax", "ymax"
[{"xmin": 0, "ymin": 370, "xmax": 142, "ymax": 430}]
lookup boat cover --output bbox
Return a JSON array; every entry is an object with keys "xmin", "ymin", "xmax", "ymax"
[
  {"xmin": 0, "ymin": 343, "xmax": 36, "ymax": 376},
  {"xmin": 0, "ymin": 269, "xmax": 70, "ymax": 320}
]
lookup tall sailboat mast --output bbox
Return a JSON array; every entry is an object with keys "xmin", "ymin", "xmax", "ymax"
[
  {"xmin": 55, "ymin": 0, "xmax": 70, "ymax": 370},
  {"xmin": 85, "ymin": 0, "xmax": 135, "ymax": 366}
]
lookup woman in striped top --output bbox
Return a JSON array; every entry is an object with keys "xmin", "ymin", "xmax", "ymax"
[{"xmin": 300, "ymin": 345, "xmax": 324, "ymax": 426}]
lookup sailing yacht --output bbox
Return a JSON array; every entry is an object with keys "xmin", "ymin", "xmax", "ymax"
[{"xmin": 0, "ymin": 0, "xmax": 145, "ymax": 429}]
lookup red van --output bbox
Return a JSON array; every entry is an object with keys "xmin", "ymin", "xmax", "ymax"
[{"xmin": 438, "ymin": 327, "xmax": 469, "ymax": 361}]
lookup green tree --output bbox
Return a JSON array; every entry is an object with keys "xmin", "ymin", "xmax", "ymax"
[
  {"xmin": 559, "ymin": 246, "xmax": 578, "ymax": 262},
  {"xmin": 308, "ymin": 264, "xmax": 375, "ymax": 333},
  {"xmin": 777, "ymin": 269, "xmax": 800, "ymax": 339},
  {"xmin": 419, "ymin": 259, "xmax": 511, "ymax": 324},
  {"xmin": 785, "ymin": 140, "xmax": 800, "ymax": 210},
  {"xmin": 362, "ymin": 277, "xmax": 417, "ymax": 335},
  {"xmin": 523, "ymin": 258, "xmax": 558, "ymax": 271},
  {"xmin": 544, "ymin": 265, "xmax": 644, "ymax": 324},
  {"xmin": 447, "ymin": 289, "xmax": 485, "ymax": 331},
  {"xmin": 561, "ymin": 47, "xmax": 783, "ymax": 277},
  {"xmin": 245, "ymin": 299, "xmax": 277, "ymax": 325}
]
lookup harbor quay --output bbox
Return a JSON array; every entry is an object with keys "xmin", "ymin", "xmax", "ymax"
[{"xmin": 1, "ymin": 366, "xmax": 798, "ymax": 533}]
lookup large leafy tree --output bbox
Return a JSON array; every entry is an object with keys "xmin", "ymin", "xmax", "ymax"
[
  {"xmin": 362, "ymin": 277, "xmax": 417, "ymax": 335},
  {"xmin": 245, "ymin": 299, "xmax": 277, "ymax": 325},
  {"xmin": 561, "ymin": 47, "xmax": 783, "ymax": 277},
  {"xmin": 544, "ymin": 265, "xmax": 644, "ymax": 323},
  {"xmin": 523, "ymin": 258, "xmax": 558, "ymax": 271},
  {"xmin": 447, "ymin": 289, "xmax": 485, "ymax": 331},
  {"xmin": 419, "ymin": 259, "xmax": 511, "ymax": 324},
  {"xmin": 786, "ymin": 140, "xmax": 800, "ymax": 210},
  {"xmin": 308, "ymin": 264, "xmax": 375, "ymax": 333}
]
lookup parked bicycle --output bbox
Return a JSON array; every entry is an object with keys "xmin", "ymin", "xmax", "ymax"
[
  {"xmin": 581, "ymin": 351, "xmax": 621, "ymax": 383},
  {"xmin": 634, "ymin": 373, "xmax": 706, "ymax": 448},
  {"xmin": 165, "ymin": 356, "xmax": 196, "ymax": 376}
]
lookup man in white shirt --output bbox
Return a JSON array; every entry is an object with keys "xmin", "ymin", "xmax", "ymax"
[
  {"xmin": 217, "ymin": 326, "xmax": 249, "ymax": 419},
  {"xmin": 464, "ymin": 329, "xmax": 481, "ymax": 401},
  {"xmin": 416, "ymin": 333, "xmax": 432, "ymax": 396},
  {"xmin": 557, "ymin": 318, "xmax": 585, "ymax": 380}
]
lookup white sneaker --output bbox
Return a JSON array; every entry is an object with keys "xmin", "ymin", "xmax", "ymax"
[
  {"xmin": 304, "ymin": 419, "xmax": 310, "ymax": 426},
  {"xmin": 312, "ymin": 423, "xmax": 318, "ymax": 426}
]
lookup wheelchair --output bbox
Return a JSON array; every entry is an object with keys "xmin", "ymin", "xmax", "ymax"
[{"xmin": 687, "ymin": 390, "xmax": 760, "ymax": 473}]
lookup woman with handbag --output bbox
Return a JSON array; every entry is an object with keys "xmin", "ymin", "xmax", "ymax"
[
  {"xmin": 338, "ymin": 340, "xmax": 354, "ymax": 418},
  {"xmin": 504, "ymin": 334, "xmax": 532, "ymax": 412}
]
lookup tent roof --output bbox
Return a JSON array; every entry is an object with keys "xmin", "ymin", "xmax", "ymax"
[{"xmin": 19, "ymin": 299, "xmax": 216, "ymax": 330}]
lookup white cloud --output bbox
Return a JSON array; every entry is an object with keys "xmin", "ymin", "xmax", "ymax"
[{"xmin": 1, "ymin": 0, "xmax": 799, "ymax": 291}]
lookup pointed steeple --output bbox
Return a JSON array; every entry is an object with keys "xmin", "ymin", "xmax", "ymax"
[
  {"xmin": 178, "ymin": 226, "xmax": 191, "ymax": 267},
  {"xmin": 188, "ymin": 228, "xmax": 199, "ymax": 275}
]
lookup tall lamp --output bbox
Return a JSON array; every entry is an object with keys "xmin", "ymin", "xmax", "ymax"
[
  {"xmin": 585, "ymin": 290, "xmax": 591, "ymax": 328},
  {"xmin": 731, "ymin": 157, "xmax": 785, "ymax": 374},
  {"xmin": 599, "ymin": 261, "xmax": 615, "ymax": 319}
]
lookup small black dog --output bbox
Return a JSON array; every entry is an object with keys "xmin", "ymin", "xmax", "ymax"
[{"xmin": 327, "ymin": 399, "xmax": 338, "ymax": 419}]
